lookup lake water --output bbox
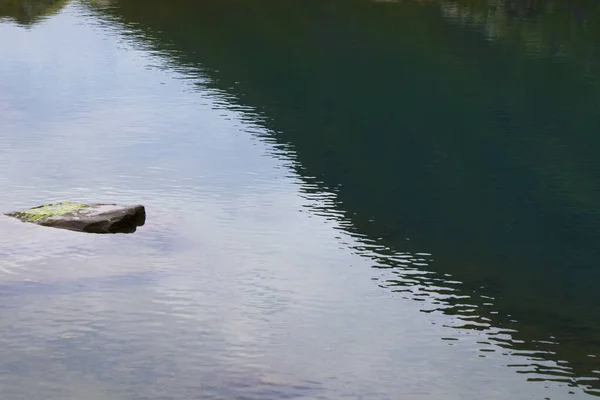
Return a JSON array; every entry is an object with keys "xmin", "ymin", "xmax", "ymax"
[{"xmin": 1, "ymin": 0, "xmax": 600, "ymax": 398}]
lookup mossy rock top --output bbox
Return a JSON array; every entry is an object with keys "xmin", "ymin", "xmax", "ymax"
[
  {"xmin": 5, "ymin": 202, "xmax": 145, "ymax": 234},
  {"xmin": 10, "ymin": 202, "xmax": 87, "ymax": 222}
]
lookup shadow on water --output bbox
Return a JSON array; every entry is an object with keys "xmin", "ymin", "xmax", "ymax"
[
  {"xmin": 0, "ymin": 0, "xmax": 71, "ymax": 25},
  {"xmin": 80, "ymin": 0, "xmax": 600, "ymax": 395}
]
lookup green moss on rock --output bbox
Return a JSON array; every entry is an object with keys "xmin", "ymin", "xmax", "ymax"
[{"xmin": 9, "ymin": 202, "xmax": 87, "ymax": 222}]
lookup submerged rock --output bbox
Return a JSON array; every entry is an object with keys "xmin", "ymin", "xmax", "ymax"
[{"xmin": 5, "ymin": 202, "xmax": 146, "ymax": 234}]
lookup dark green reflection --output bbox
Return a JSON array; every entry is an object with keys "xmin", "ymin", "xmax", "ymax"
[
  {"xmin": 89, "ymin": 0, "xmax": 600, "ymax": 394},
  {"xmin": 0, "ymin": 0, "xmax": 70, "ymax": 25}
]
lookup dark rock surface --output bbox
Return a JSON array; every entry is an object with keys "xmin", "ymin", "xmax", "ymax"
[{"xmin": 5, "ymin": 202, "xmax": 146, "ymax": 234}]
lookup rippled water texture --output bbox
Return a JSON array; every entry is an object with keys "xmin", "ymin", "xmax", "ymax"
[{"xmin": 1, "ymin": 0, "xmax": 600, "ymax": 398}]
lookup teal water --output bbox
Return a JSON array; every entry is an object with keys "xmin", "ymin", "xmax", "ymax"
[{"xmin": 1, "ymin": 0, "xmax": 600, "ymax": 398}]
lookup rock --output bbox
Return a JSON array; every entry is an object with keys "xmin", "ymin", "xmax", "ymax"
[{"xmin": 4, "ymin": 202, "xmax": 146, "ymax": 234}]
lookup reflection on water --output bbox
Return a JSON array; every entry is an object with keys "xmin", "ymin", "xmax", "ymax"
[
  {"xmin": 437, "ymin": 0, "xmax": 600, "ymax": 76},
  {"xmin": 1, "ymin": 0, "xmax": 600, "ymax": 398},
  {"xmin": 0, "ymin": 0, "xmax": 70, "ymax": 25},
  {"xmin": 86, "ymin": 0, "xmax": 600, "ymax": 394}
]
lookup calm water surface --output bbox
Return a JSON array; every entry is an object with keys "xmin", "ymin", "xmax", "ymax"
[{"xmin": 1, "ymin": 0, "xmax": 600, "ymax": 398}]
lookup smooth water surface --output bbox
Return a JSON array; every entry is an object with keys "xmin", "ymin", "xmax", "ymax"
[{"xmin": 1, "ymin": 0, "xmax": 600, "ymax": 398}]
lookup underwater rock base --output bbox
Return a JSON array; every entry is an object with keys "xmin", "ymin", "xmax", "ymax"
[{"xmin": 5, "ymin": 202, "xmax": 146, "ymax": 234}]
